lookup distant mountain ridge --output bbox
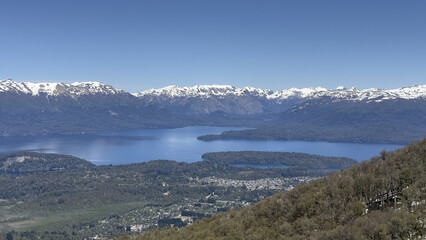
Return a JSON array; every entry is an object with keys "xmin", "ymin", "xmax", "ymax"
[
  {"xmin": 0, "ymin": 79, "xmax": 125, "ymax": 97},
  {"xmin": 136, "ymin": 83, "xmax": 426, "ymax": 116},
  {"xmin": 136, "ymin": 84, "xmax": 426, "ymax": 102},
  {"xmin": 0, "ymin": 79, "xmax": 183, "ymax": 136},
  {"xmin": 2, "ymin": 79, "xmax": 425, "ymax": 102},
  {"xmin": 1, "ymin": 79, "xmax": 425, "ymax": 143}
]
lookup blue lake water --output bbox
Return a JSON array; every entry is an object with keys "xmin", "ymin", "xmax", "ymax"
[{"xmin": 0, "ymin": 126, "xmax": 403, "ymax": 165}]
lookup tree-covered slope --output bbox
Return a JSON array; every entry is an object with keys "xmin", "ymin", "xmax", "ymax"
[
  {"xmin": 0, "ymin": 151, "xmax": 338, "ymax": 239},
  {"xmin": 198, "ymin": 99, "xmax": 426, "ymax": 144},
  {"xmin": 137, "ymin": 138, "xmax": 426, "ymax": 239},
  {"xmin": 202, "ymin": 151, "xmax": 357, "ymax": 169},
  {"xmin": 0, "ymin": 92, "xmax": 190, "ymax": 136},
  {"xmin": 0, "ymin": 152, "xmax": 95, "ymax": 173}
]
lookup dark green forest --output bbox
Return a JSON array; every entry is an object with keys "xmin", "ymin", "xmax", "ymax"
[
  {"xmin": 202, "ymin": 151, "xmax": 356, "ymax": 169},
  {"xmin": 0, "ymin": 152, "xmax": 95, "ymax": 173},
  {"xmin": 135, "ymin": 138, "xmax": 426, "ymax": 240}
]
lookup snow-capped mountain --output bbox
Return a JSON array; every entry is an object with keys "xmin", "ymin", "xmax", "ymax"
[
  {"xmin": 2, "ymin": 78, "xmax": 425, "ymax": 101},
  {"xmin": 135, "ymin": 85, "xmax": 273, "ymax": 98},
  {"xmin": 0, "ymin": 79, "xmax": 125, "ymax": 97},
  {"xmin": 0, "ymin": 79, "xmax": 176, "ymax": 137},
  {"xmin": 135, "ymin": 84, "xmax": 329, "ymax": 100},
  {"xmin": 0, "ymin": 79, "xmax": 425, "ymax": 141},
  {"xmin": 310, "ymin": 85, "xmax": 426, "ymax": 102},
  {"xmin": 131, "ymin": 83, "xmax": 426, "ymax": 116},
  {"xmin": 135, "ymin": 84, "xmax": 426, "ymax": 102}
]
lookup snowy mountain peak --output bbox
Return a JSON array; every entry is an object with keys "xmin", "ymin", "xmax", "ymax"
[
  {"xmin": 311, "ymin": 84, "xmax": 426, "ymax": 101},
  {"xmin": 68, "ymin": 81, "xmax": 124, "ymax": 95},
  {"xmin": 135, "ymin": 84, "xmax": 426, "ymax": 102},
  {"xmin": 135, "ymin": 84, "xmax": 245, "ymax": 98},
  {"xmin": 0, "ymin": 79, "xmax": 124, "ymax": 96},
  {"xmin": 136, "ymin": 85, "xmax": 336, "ymax": 100},
  {"xmin": 1, "ymin": 79, "xmax": 425, "ymax": 101},
  {"xmin": 135, "ymin": 84, "xmax": 277, "ymax": 99}
]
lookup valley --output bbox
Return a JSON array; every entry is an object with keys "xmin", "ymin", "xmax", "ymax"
[
  {"xmin": 0, "ymin": 151, "xmax": 354, "ymax": 239},
  {"xmin": 129, "ymin": 138, "xmax": 426, "ymax": 240},
  {"xmin": 3, "ymin": 1, "xmax": 426, "ymax": 239},
  {"xmin": 0, "ymin": 80, "xmax": 424, "ymax": 239}
]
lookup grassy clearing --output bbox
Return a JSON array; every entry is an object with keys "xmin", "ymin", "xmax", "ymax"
[{"xmin": 4, "ymin": 201, "xmax": 145, "ymax": 233}]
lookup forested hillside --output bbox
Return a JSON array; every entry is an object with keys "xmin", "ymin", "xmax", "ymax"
[
  {"xmin": 202, "ymin": 151, "xmax": 356, "ymax": 169},
  {"xmin": 137, "ymin": 138, "xmax": 426, "ymax": 239},
  {"xmin": 0, "ymin": 151, "xmax": 344, "ymax": 239},
  {"xmin": 198, "ymin": 98, "xmax": 426, "ymax": 144},
  {"xmin": 0, "ymin": 152, "xmax": 95, "ymax": 173}
]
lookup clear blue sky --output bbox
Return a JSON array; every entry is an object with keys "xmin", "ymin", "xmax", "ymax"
[{"xmin": 1, "ymin": 0, "xmax": 425, "ymax": 92}]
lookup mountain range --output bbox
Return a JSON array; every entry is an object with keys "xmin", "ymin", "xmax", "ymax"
[
  {"xmin": 137, "ymin": 84, "xmax": 426, "ymax": 101},
  {"xmin": 2, "ymin": 78, "xmax": 425, "ymax": 109},
  {"xmin": 1, "ymin": 79, "xmax": 425, "ymax": 143},
  {"xmin": 2, "ymin": 79, "xmax": 425, "ymax": 115}
]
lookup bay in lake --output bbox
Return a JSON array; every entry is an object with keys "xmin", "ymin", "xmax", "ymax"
[{"xmin": 0, "ymin": 126, "xmax": 403, "ymax": 165}]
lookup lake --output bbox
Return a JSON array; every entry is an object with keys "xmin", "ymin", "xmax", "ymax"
[{"xmin": 0, "ymin": 126, "xmax": 403, "ymax": 165}]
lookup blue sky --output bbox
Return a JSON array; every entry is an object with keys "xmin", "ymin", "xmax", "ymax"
[{"xmin": 1, "ymin": 0, "xmax": 425, "ymax": 92}]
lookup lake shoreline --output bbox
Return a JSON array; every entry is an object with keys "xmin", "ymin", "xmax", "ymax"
[{"xmin": 0, "ymin": 126, "xmax": 403, "ymax": 165}]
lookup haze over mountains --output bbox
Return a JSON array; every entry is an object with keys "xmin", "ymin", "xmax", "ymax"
[{"xmin": 1, "ymin": 79, "xmax": 425, "ymax": 144}]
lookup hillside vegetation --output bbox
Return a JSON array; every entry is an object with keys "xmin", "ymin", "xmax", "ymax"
[
  {"xmin": 137, "ymin": 138, "xmax": 426, "ymax": 239},
  {"xmin": 202, "ymin": 151, "xmax": 356, "ymax": 169},
  {"xmin": 0, "ymin": 151, "xmax": 342, "ymax": 239},
  {"xmin": 0, "ymin": 152, "xmax": 95, "ymax": 173},
  {"xmin": 198, "ymin": 99, "xmax": 426, "ymax": 144}
]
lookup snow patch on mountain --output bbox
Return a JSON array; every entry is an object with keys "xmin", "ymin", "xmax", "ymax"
[
  {"xmin": 135, "ymin": 85, "xmax": 272, "ymax": 98},
  {"xmin": 1, "ymin": 79, "xmax": 425, "ymax": 101},
  {"xmin": 135, "ymin": 84, "xmax": 426, "ymax": 102},
  {"xmin": 0, "ymin": 79, "xmax": 124, "ymax": 96},
  {"xmin": 311, "ymin": 85, "xmax": 426, "ymax": 102},
  {"xmin": 267, "ymin": 87, "xmax": 329, "ymax": 100},
  {"xmin": 135, "ymin": 85, "xmax": 331, "ymax": 100}
]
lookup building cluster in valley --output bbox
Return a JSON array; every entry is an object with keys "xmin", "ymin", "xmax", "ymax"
[{"xmin": 193, "ymin": 176, "xmax": 318, "ymax": 191}]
